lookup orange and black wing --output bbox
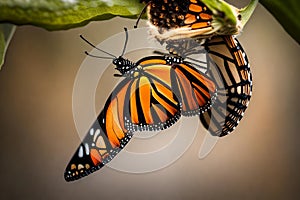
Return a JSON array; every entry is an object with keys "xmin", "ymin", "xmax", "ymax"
[
  {"xmin": 144, "ymin": 0, "xmax": 214, "ymax": 40},
  {"xmin": 64, "ymin": 78, "xmax": 134, "ymax": 182},
  {"xmin": 200, "ymin": 35, "xmax": 252, "ymax": 137},
  {"xmin": 64, "ymin": 68, "xmax": 182, "ymax": 181},
  {"xmin": 138, "ymin": 56, "xmax": 217, "ymax": 117},
  {"xmin": 120, "ymin": 67, "xmax": 182, "ymax": 132},
  {"xmin": 171, "ymin": 61, "xmax": 217, "ymax": 116},
  {"xmin": 146, "ymin": 0, "xmax": 213, "ymax": 30}
]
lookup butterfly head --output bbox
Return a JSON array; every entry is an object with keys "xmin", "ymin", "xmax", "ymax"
[
  {"xmin": 113, "ymin": 56, "xmax": 136, "ymax": 76},
  {"xmin": 81, "ymin": 28, "xmax": 136, "ymax": 77}
]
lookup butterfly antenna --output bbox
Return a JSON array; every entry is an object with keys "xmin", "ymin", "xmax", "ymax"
[
  {"xmin": 134, "ymin": 1, "xmax": 151, "ymax": 28},
  {"xmin": 80, "ymin": 35, "xmax": 116, "ymax": 58},
  {"xmin": 84, "ymin": 51, "xmax": 114, "ymax": 60},
  {"xmin": 153, "ymin": 50, "xmax": 166, "ymax": 56},
  {"xmin": 120, "ymin": 27, "xmax": 129, "ymax": 57}
]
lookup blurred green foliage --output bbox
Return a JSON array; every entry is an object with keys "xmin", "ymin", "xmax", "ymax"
[
  {"xmin": 0, "ymin": 0, "xmax": 143, "ymax": 30},
  {"xmin": 260, "ymin": 0, "xmax": 300, "ymax": 44},
  {"xmin": 0, "ymin": 24, "xmax": 15, "ymax": 69}
]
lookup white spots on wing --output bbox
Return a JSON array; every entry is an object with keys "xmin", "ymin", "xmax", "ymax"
[
  {"xmin": 94, "ymin": 129, "xmax": 101, "ymax": 141},
  {"xmin": 90, "ymin": 128, "xmax": 94, "ymax": 136},
  {"xmin": 88, "ymin": 128, "xmax": 102, "ymax": 152},
  {"xmin": 233, "ymin": 38, "xmax": 238, "ymax": 46},
  {"xmin": 95, "ymin": 129, "xmax": 100, "ymax": 137},
  {"xmin": 242, "ymin": 52, "xmax": 248, "ymax": 65},
  {"xmin": 84, "ymin": 143, "xmax": 90, "ymax": 155},
  {"xmin": 78, "ymin": 146, "xmax": 83, "ymax": 158}
]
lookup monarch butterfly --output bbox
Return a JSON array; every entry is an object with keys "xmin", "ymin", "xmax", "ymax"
[
  {"xmin": 64, "ymin": 28, "xmax": 217, "ymax": 181},
  {"xmin": 200, "ymin": 35, "xmax": 252, "ymax": 136},
  {"xmin": 139, "ymin": 0, "xmax": 242, "ymax": 41}
]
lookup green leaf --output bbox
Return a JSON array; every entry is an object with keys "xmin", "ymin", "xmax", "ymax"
[
  {"xmin": 0, "ymin": 0, "xmax": 144, "ymax": 31},
  {"xmin": 240, "ymin": 0, "xmax": 259, "ymax": 27},
  {"xmin": 260, "ymin": 0, "xmax": 300, "ymax": 44},
  {"xmin": 0, "ymin": 23, "xmax": 16, "ymax": 69}
]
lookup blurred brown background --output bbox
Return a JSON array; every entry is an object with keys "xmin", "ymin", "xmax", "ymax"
[{"xmin": 0, "ymin": 2, "xmax": 299, "ymax": 200}]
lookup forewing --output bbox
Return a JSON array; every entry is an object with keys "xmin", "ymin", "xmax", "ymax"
[
  {"xmin": 171, "ymin": 62, "xmax": 217, "ymax": 116},
  {"xmin": 145, "ymin": 0, "xmax": 214, "ymax": 40},
  {"xmin": 125, "ymin": 57, "xmax": 182, "ymax": 131},
  {"xmin": 64, "ymin": 79, "xmax": 134, "ymax": 182}
]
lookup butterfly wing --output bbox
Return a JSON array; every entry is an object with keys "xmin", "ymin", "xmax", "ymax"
[
  {"xmin": 200, "ymin": 35, "xmax": 252, "ymax": 137},
  {"xmin": 64, "ymin": 78, "xmax": 134, "ymax": 182},
  {"xmin": 138, "ymin": 56, "xmax": 217, "ymax": 117},
  {"xmin": 121, "ymin": 66, "xmax": 182, "ymax": 131},
  {"xmin": 64, "ymin": 117, "xmax": 133, "ymax": 182},
  {"xmin": 145, "ymin": 0, "xmax": 214, "ymax": 40},
  {"xmin": 171, "ymin": 61, "xmax": 217, "ymax": 116},
  {"xmin": 65, "ymin": 63, "xmax": 183, "ymax": 181}
]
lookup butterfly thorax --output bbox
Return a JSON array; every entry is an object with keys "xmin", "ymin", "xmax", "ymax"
[
  {"xmin": 164, "ymin": 55, "xmax": 184, "ymax": 65},
  {"xmin": 113, "ymin": 56, "xmax": 137, "ymax": 77}
]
